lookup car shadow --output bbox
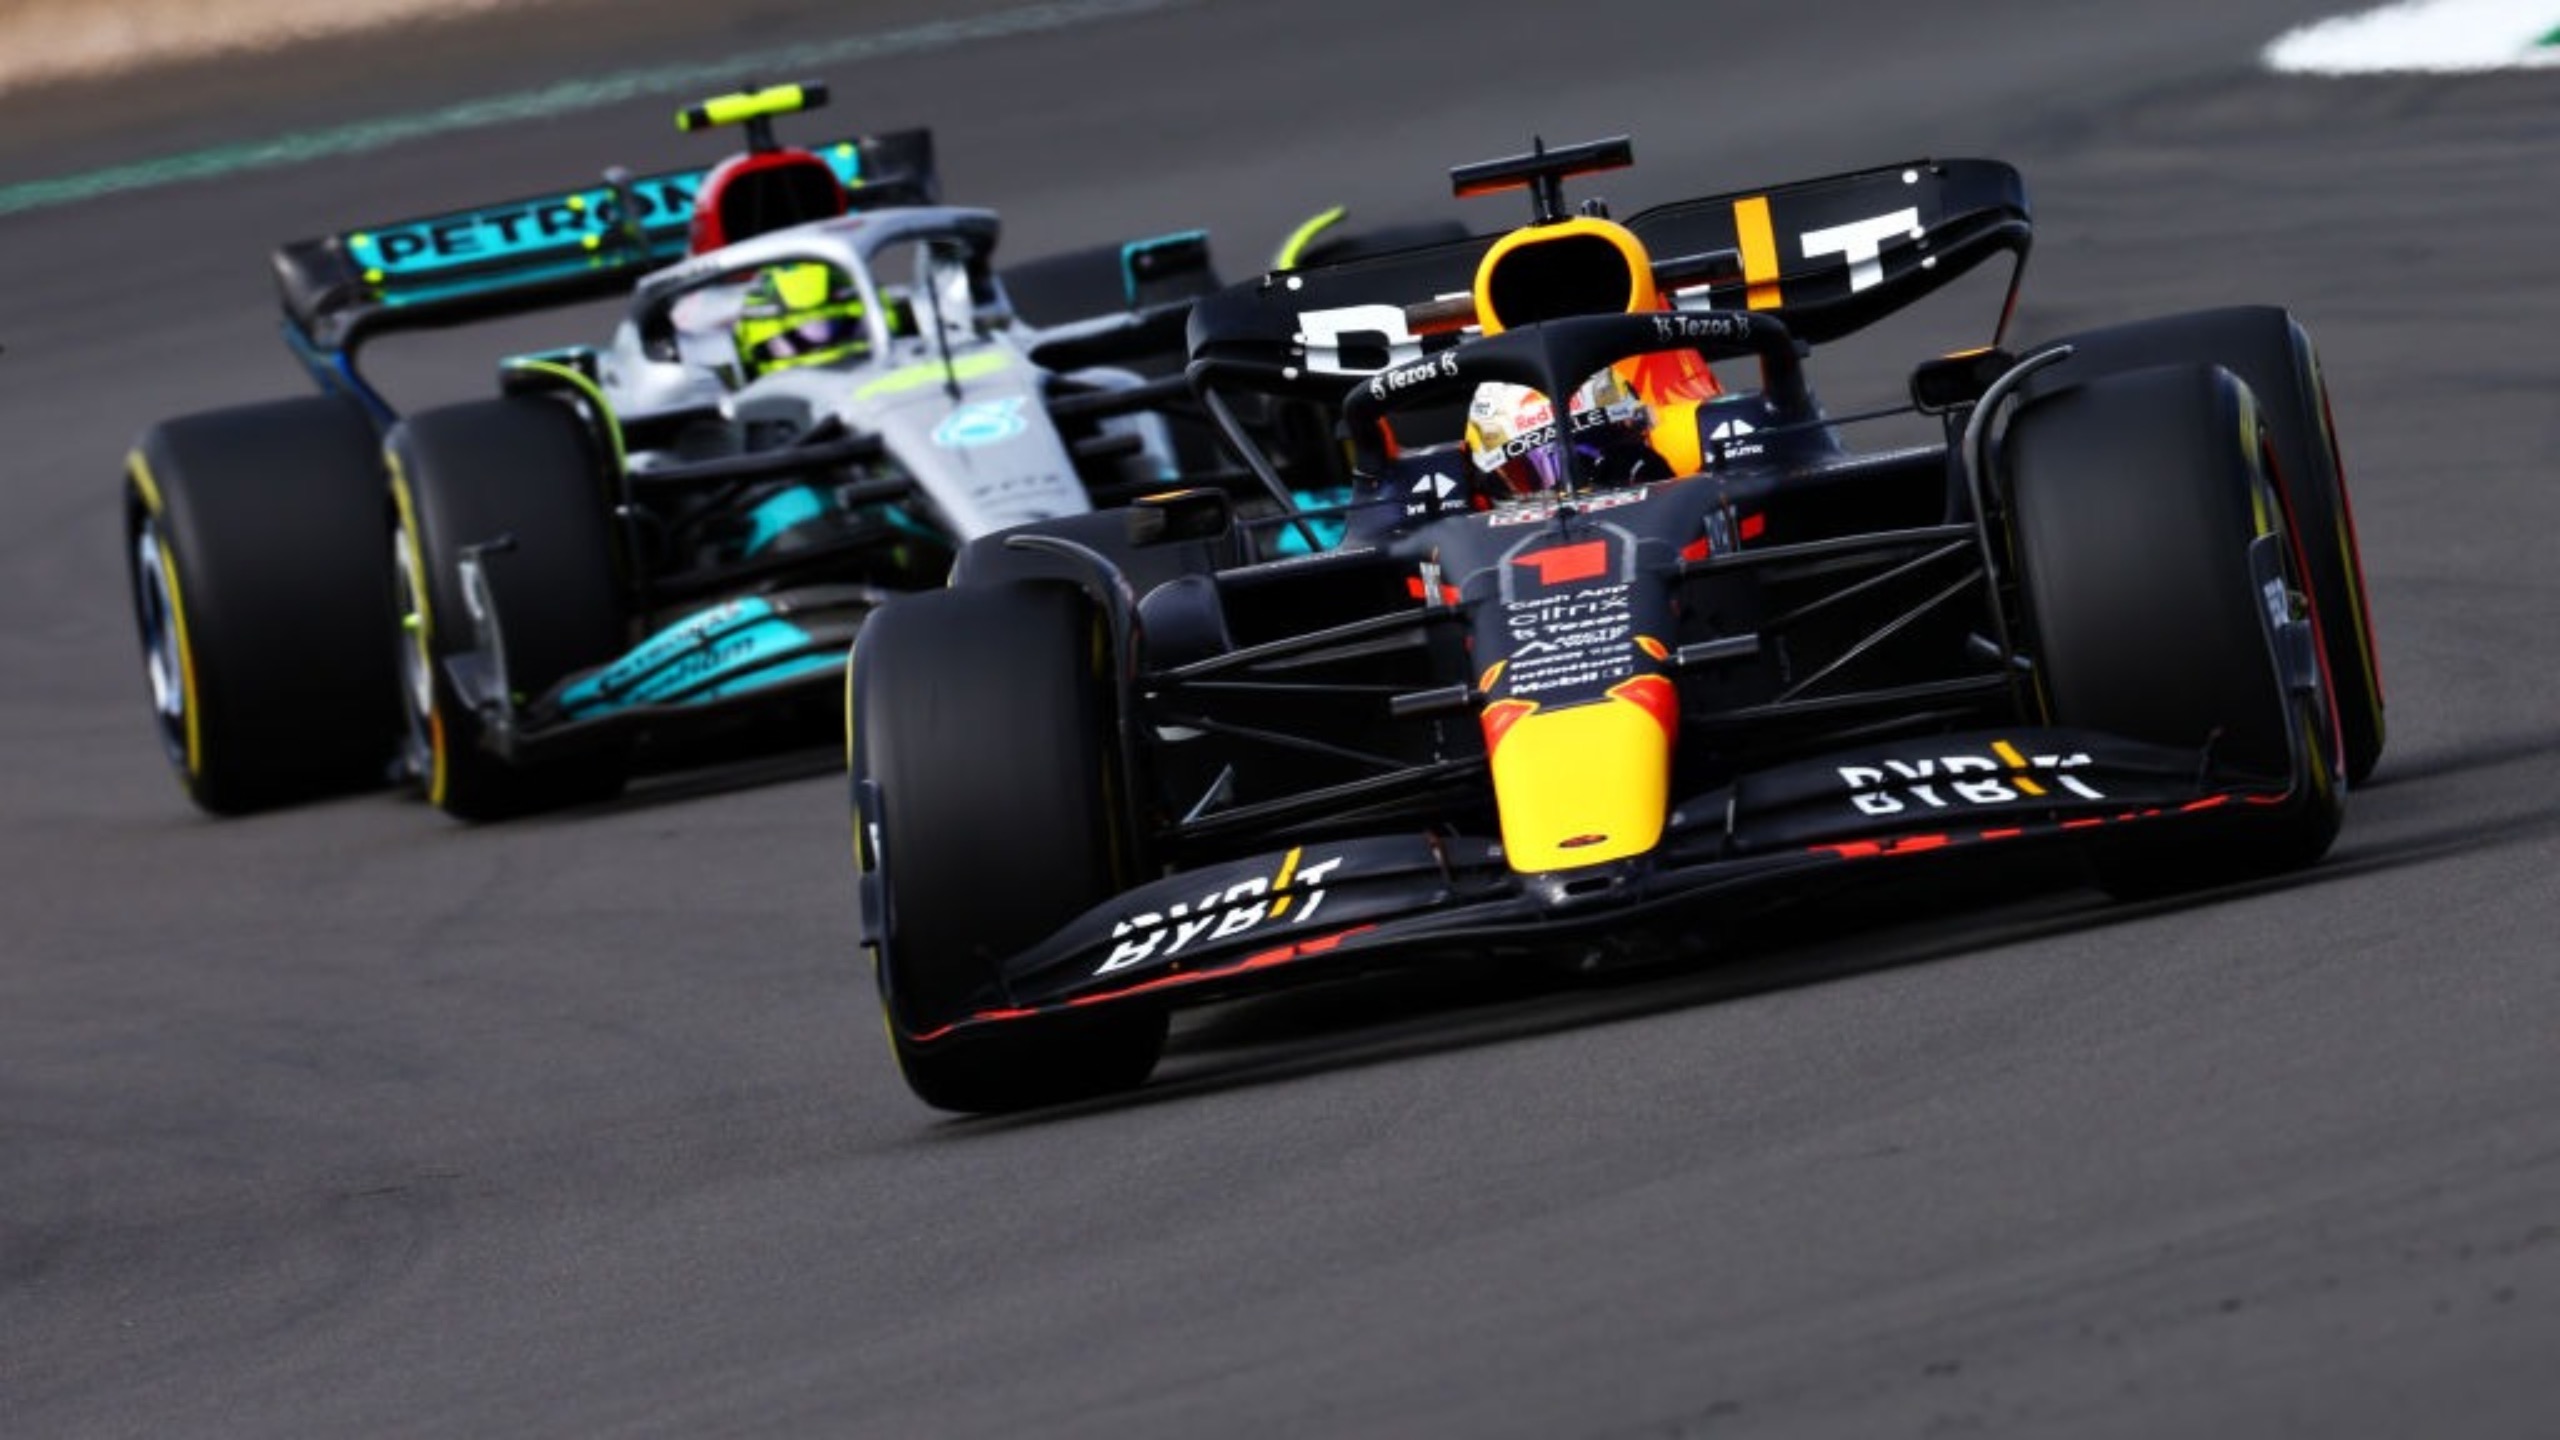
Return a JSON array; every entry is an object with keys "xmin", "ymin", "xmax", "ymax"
[{"xmin": 601, "ymin": 744, "xmax": 842, "ymax": 815}]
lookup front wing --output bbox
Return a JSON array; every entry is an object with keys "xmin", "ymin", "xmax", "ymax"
[
  {"xmin": 890, "ymin": 727, "xmax": 2303, "ymax": 1044},
  {"xmin": 445, "ymin": 578, "xmax": 890, "ymax": 764}
]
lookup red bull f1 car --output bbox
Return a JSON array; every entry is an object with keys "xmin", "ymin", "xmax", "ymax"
[
  {"xmin": 846, "ymin": 137, "xmax": 2386, "ymax": 1114},
  {"xmin": 124, "ymin": 83, "xmax": 1225, "ymax": 819}
]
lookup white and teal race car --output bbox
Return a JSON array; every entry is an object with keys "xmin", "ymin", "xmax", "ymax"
[{"xmin": 125, "ymin": 82, "xmax": 1223, "ymax": 819}]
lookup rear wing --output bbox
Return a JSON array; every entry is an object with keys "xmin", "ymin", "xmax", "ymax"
[
  {"xmin": 1187, "ymin": 156, "xmax": 2032, "ymax": 403},
  {"xmin": 273, "ymin": 128, "xmax": 936, "ymax": 354},
  {"xmin": 1626, "ymin": 156, "xmax": 2029, "ymax": 341}
]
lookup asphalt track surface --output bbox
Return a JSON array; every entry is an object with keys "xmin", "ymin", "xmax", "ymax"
[{"xmin": 5, "ymin": 2, "xmax": 2559, "ymax": 1435}]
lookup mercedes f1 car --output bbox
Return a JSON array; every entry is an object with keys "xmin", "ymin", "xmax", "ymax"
[
  {"xmin": 125, "ymin": 83, "xmax": 1224, "ymax": 818},
  {"xmin": 846, "ymin": 136, "xmax": 2387, "ymax": 1114}
]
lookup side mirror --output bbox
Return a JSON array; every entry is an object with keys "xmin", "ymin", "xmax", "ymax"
[
  {"xmin": 1910, "ymin": 347, "xmax": 2016, "ymax": 414},
  {"xmin": 1121, "ymin": 230, "xmax": 1215, "ymax": 309}
]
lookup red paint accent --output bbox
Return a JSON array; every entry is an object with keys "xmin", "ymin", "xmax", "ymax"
[
  {"xmin": 1680, "ymin": 535, "xmax": 1712, "ymax": 563},
  {"xmin": 1813, "ymin": 833, "xmax": 1950, "ymax": 860},
  {"xmin": 1739, "ymin": 512, "xmax": 1767, "ymax": 541},
  {"xmin": 911, "ymin": 924, "xmax": 1384, "ymax": 1033},
  {"xmin": 688, "ymin": 149, "xmax": 847, "ymax": 253},
  {"xmin": 1804, "ymin": 788, "xmax": 2284, "ymax": 864},
  {"xmin": 1514, "ymin": 539, "xmax": 1609, "ymax": 586},
  {"xmin": 906, "ymin": 1006, "xmax": 1039, "ymax": 1044},
  {"xmin": 1405, "ymin": 576, "xmax": 1462, "ymax": 606},
  {"xmin": 1607, "ymin": 674, "xmax": 1680, "ymax": 742},
  {"xmin": 1625, "ymin": 349, "xmax": 1725, "ymax": 406},
  {"xmin": 1479, "ymin": 697, "xmax": 1537, "ymax": 756}
]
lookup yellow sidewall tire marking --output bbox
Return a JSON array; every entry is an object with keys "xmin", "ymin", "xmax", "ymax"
[
  {"xmin": 126, "ymin": 450, "xmax": 205, "ymax": 779},
  {"xmin": 386, "ymin": 456, "xmax": 451, "ymax": 808}
]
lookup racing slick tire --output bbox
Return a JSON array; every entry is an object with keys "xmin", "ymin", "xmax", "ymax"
[
  {"xmin": 124, "ymin": 395, "xmax": 401, "ymax": 814},
  {"xmin": 850, "ymin": 579, "xmax": 1167, "ymax": 1113},
  {"xmin": 2005, "ymin": 363, "xmax": 2344, "ymax": 899},
  {"xmin": 2032, "ymin": 306, "xmax": 2383, "ymax": 785},
  {"xmin": 387, "ymin": 397, "xmax": 628, "ymax": 821}
]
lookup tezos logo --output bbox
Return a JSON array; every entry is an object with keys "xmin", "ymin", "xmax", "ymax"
[
  {"xmin": 1652, "ymin": 312, "xmax": 1747, "ymax": 343},
  {"xmin": 1365, "ymin": 349, "xmax": 1460, "ymax": 402}
]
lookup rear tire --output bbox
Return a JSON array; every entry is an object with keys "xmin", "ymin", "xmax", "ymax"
[
  {"xmin": 124, "ymin": 395, "xmax": 399, "ymax": 814},
  {"xmin": 850, "ymin": 580, "xmax": 1165, "ymax": 1113},
  {"xmin": 2006, "ymin": 364, "xmax": 2343, "ymax": 898},
  {"xmin": 2032, "ymin": 306, "xmax": 2383, "ymax": 783},
  {"xmin": 387, "ymin": 397, "xmax": 628, "ymax": 821}
]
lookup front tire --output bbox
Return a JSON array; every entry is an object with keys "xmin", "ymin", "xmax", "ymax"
[
  {"xmin": 849, "ymin": 580, "xmax": 1165, "ymax": 1113},
  {"xmin": 2033, "ymin": 306, "xmax": 2383, "ymax": 783},
  {"xmin": 386, "ymin": 397, "xmax": 628, "ymax": 820},
  {"xmin": 124, "ymin": 395, "xmax": 399, "ymax": 814},
  {"xmin": 2006, "ymin": 364, "xmax": 2343, "ymax": 898}
]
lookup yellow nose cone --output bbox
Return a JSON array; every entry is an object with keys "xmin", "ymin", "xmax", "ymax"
[{"xmin": 1482, "ymin": 676, "xmax": 1677, "ymax": 872}]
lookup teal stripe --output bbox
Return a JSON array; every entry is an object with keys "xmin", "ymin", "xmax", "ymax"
[
  {"xmin": 563, "ymin": 612, "xmax": 822, "ymax": 715},
  {"xmin": 0, "ymin": 0, "xmax": 1202, "ymax": 216},
  {"xmin": 699, "ymin": 652, "xmax": 841, "ymax": 701},
  {"xmin": 742, "ymin": 485, "xmax": 829, "ymax": 556}
]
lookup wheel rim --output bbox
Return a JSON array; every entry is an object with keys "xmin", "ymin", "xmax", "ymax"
[
  {"xmin": 391, "ymin": 522, "xmax": 438, "ymax": 785},
  {"xmin": 131, "ymin": 519, "xmax": 191, "ymax": 770}
]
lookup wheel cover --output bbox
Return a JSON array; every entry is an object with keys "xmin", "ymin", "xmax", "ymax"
[
  {"xmin": 2257, "ymin": 446, "xmax": 2347, "ymax": 782},
  {"xmin": 131, "ymin": 520, "xmax": 193, "ymax": 771},
  {"xmin": 390, "ymin": 520, "xmax": 445, "ymax": 796}
]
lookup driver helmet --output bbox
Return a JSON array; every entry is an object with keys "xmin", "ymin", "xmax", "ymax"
[
  {"xmin": 1464, "ymin": 368, "xmax": 1662, "ymax": 497},
  {"xmin": 733, "ymin": 261, "xmax": 869, "ymax": 377}
]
